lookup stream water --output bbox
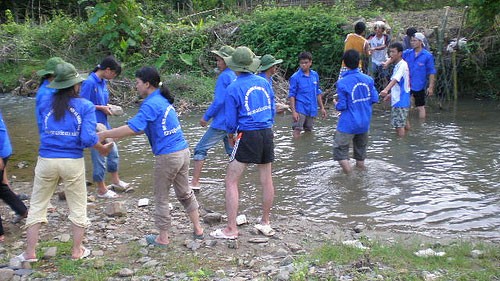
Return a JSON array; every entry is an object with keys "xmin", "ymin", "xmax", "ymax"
[{"xmin": 1, "ymin": 94, "xmax": 499, "ymax": 242}]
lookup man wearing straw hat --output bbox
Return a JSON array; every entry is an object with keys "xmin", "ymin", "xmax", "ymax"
[
  {"xmin": 257, "ymin": 54, "xmax": 283, "ymax": 86},
  {"xmin": 190, "ymin": 46, "xmax": 236, "ymax": 191},
  {"xmin": 210, "ymin": 46, "xmax": 276, "ymax": 239}
]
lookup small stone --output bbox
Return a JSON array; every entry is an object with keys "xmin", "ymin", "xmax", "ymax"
[
  {"xmin": 280, "ymin": 255, "xmax": 294, "ymax": 266},
  {"xmin": 470, "ymin": 249, "xmax": 484, "ymax": 258},
  {"xmin": 353, "ymin": 224, "xmax": 365, "ymax": 233},
  {"xmin": 59, "ymin": 234, "xmax": 71, "ymax": 242},
  {"xmin": 105, "ymin": 202, "xmax": 127, "ymax": 217},
  {"xmin": 414, "ymin": 248, "xmax": 445, "ymax": 258},
  {"xmin": 138, "ymin": 198, "xmax": 149, "ymax": 207},
  {"xmin": 118, "ymin": 268, "xmax": 134, "ymax": 277},
  {"xmin": 0, "ymin": 268, "xmax": 15, "ymax": 280},
  {"xmin": 92, "ymin": 250, "xmax": 104, "ymax": 257},
  {"xmin": 203, "ymin": 212, "xmax": 222, "ymax": 225},
  {"xmin": 248, "ymin": 237, "xmax": 269, "ymax": 243},
  {"xmin": 93, "ymin": 259, "xmax": 105, "ymax": 269},
  {"xmin": 43, "ymin": 247, "xmax": 57, "ymax": 259},
  {"xmin": 236, "ymin": 214, "xmax": 248, "ymax": 225},
  {"xmin": 227, "ymin": 240, "xmax": 239, "ymax": 249}
]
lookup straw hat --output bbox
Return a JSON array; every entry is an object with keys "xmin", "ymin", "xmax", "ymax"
[
  {"xmin": 48, "ymin": 62, "xmax": 85, "ymax": 89},
  {"xmin": 223, "ymin": 46, "xmax": 261, "ymax": 73},
  {"xmin": 36, "ymin": 57, "xmax": 65, "ymax": 77}
]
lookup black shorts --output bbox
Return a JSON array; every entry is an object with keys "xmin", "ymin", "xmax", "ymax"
[
  {"xmin": 230, "ymin": 128, "xmax": 274, "ymax": 164},
  {"xmin": 411, "ymin": 90, "xmax": 426, "ymax": 107}
]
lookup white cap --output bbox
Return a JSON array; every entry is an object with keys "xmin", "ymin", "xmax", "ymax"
[{"xmin": 414, "ymin": 32, "xmax": 426, "ymax": 46}]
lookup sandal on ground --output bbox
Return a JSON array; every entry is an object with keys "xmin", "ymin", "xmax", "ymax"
[
  {"xmin": 254, "ymin": 223, "xmax": 275, "ymax": 237},
  {"xmin": 97, "ymin": 189, "xmax": 119, "ymax": 199},
  {"xmin": 109, "ymin": 180, "xmax": 130, "ymax": 191},
  {"xmin": 72, "ymin": 246, "xmax": 91, "ymax": 260},
  {"xmin": 209, "ymin": 229, "xmax": 237, "ymax": 240},
  {"xmin": 145, "ymin": 234, "xmax": 169, "ymax": 248},
  {"xmin": 193, "ymin": 232, "xmax": 205, "ymax": 240},
  {"xmin": 14, "ymin": 252, "xmax": 38, "ymax": 263}
]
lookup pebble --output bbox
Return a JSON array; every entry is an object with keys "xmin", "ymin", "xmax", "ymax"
[{"xmin": 118, "ymin": 268, "xmax": 134, "ymax": 277}]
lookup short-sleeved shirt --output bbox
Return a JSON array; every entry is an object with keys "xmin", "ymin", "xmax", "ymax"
[
  {"xmin": 336, "ymin": 69, "xmax": 379, "ymax": 134},
  {"xmin": 38, "ymin": 97, "xmax": 99, "ymax": 158},
  {"xmin": 368, "ymin": 34, "xmax": 390, "ymax": 66},
  {"xmin": 0, "ymin": 110, "xmax": 12, "ymax": 158},
  {"xmin": 390, "ymin": 60, "xmax": 411, "ymax": 108},
  {"xmin": 288, "ymin": 68, "xmax": 322, "ymax": 117},
  {"xmin": 202, "ymin": 68, "xmax": 236, "ymax": 131},
  {"xmin": 127, "ymin": 90, "xmax": 188, "ymax": 156},
  {"xmin": 80, "ymin": 72, "xmax": 111, "ymax": 129},
  {"xmin": 403, "ymin": 48, "xmax": 436, "ymax": 91},
  {"xmin": 225, "ymin": 73, "xmax": 275, "ymax": 133}
]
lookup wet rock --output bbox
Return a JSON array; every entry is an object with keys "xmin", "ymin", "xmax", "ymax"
[
  {"xmin": 43, "ymin": 247, "xmax": 57, "ymax": 259},
  {"xmin": 353, "ymin": 224, "xmax": 365, "ymax": 233},
  {"xmin": 118, "ymin": 268, "xmax": 134, "ymax": 277},
  {"xmin": 109, "ymin": 104, "xmax": 124, "ymax": 116},
  {"xmin": 0, "ymin": 268, "xmax": 14, "ymax": 280},
  {"xmin": 105, "ymin": 202, "xmax": 127, "ymax": 217},
  {"xmin": 202, "ymin": 212, "xmax": 222, "ymax": 225}
]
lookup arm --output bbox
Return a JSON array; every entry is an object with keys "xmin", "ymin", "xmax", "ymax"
[
  {"xmin": 288, "ymin": 75, "xmax": 299, "ymax": 122},
  {"xmin": 427, "ymin": 74, "xmax": 436, "ymax": 96},
  {"xmin": 317, "ymin": 94, "xmax": 326, "ymax": 119},
  {"xmin": 98, "ymin": 125, "xmax": 138, "ymax": 142},
  {"xmin": 288, "ymin": 96, "xmax": 299, "ymax": 122},
  {"xmin": 380, "ymin": 79, "xmax": 398, "ymax": 102}
]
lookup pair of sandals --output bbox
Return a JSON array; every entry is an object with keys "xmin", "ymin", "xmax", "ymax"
[
  {"xmin": 209, "ymin": 223, "xmax": 275, "ymax": 240},
  {"xmin": 15, "ymin": 247, "xmax": 90, "ymax": 263}
]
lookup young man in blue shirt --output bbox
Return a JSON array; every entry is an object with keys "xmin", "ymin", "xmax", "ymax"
[
  {"xmin": 403, "ymin": 32, "xmax": 436, "ymax": 119},
  {"xmin": 210, "ymin": 46, "xmax": 276, "ymax": 239},
  {"xmin": 334, "ymin": 49, "xmax": 379, "ymax": 173},
  {"xmin": 257, "ymin": 54, "xmax": 283, "ymax": 86},
  {"xmin": 288, "ymin": 52, "xmax": 326, "ymax": 138},
  {"xmin": 380, "ymin": 43, "xmax": 411, "ymax": 137},
  {"xmin": 190, "ymin": 46, "xmax": 236, "ymax": 191}
]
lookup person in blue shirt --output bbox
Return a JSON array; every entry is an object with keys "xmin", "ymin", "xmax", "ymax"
[
  {"xmin": 35, "ymin": 57, "xmax": 65, "ymax": 133},
  {"xmin": 288, "ymin": 51, "xmax": 327, "ymax": 138},
  {"xmin": 16, "ymin": 62, "xmax": 111, "ymax": 263},
  {"xmin": 97, "ymin": 66, "xmax": 203, "ymax": 247},
  {"xmin": 403, "ymin": 27, "xmax": 430, "ymax": 51},
  {"xmin": 402, "ymin": 32, "xmax": 436, "ymax": 119},
  {"xmin": 257, "ymin": 54, "xmax": 283, "ymax": 87},
  {"xmin": 334, "ymin": 50, "xmax": 379, "ymax": 174},
  {"xmin": 190, "ymin": 46, "xmax": 236, "ymax": 191},
  {"xmin": 0, "ymin": 110, "xmax": 28, "ymax": 243},
  {"xmin": 210, "ymin": 46, "xmax": 276, "ymax": 240},
  {"xmin": 80, "ymin": 56, "xmax": 128, "ymax": 199},
  {"xmin": 380, "ymin": 43, "xmax": 411, "ymax": 137}
]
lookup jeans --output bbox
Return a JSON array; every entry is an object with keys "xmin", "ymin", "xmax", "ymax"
[
  {"xmin": 90, "ymin": 142, "xmax": 119, "ymax": 182},
  {"xmin": 193, "ymin": 127, "xmax": 232, "ymax": 161}
]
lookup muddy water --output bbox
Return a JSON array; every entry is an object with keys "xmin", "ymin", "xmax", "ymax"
[{"xmin": 1, "ymin": 94, "xmax": 499, "ymax": 242}]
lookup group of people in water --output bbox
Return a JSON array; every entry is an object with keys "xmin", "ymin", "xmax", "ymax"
[{"xmin": 0, "ymin": 19, "xmax": 436, "ymax": 262}]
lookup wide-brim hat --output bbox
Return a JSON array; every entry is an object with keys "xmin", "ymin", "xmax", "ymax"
[
  {"xmin": 211, "ymin": 45, "xmax": 235, "ymax": 58},
  {"xmin": 36, "ymin": 57, "xmax": 65, "ymax": 77},
  {"xmin": 223, "ymin": 46, "xmax": 261, "ymax": 73},
  {"xmin": 258, "ymin": 54, "xmax": 283, "ymax": 72},
  {"xmin": 48, "ymin": 62, "xmax": 85, "ymax": 89}
]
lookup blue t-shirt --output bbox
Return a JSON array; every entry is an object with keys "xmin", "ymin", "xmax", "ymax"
[
  {"xmin": 202, "ymin": 68, "xmax": 236, "ymax": 131},
  {"xmin": 403, "ymin": 48, "xmax": 436, "ymax": 91},
  {"xmin": 225, "ymin": 73, "xmax": 275, "ymax": 133},
  {"xmin": 0, "ymin": 110, "xmax": 12, "ymax": 159},
  {"xmin": 127, "ymin": 90, "xmax": 188, "ymax": 156},
  {"xmin": 35, "ymin": 79, "xmax": 58, "ymax": 134},
  {"xmin": 38, "ymin": 97, "xmax": 99, "ymax": 158},
  {"xmin": 288, "ymin": 68, "xmax": 322, "ymax": 117},
  {"xmin": 80, "ymin": 72, "xmax": 111, "ymax": 128},
  {"xmin": 257, "ymin": 72, "xmax": 273, "ymax": 87},
  {"xmin": 336, "ymin": 69, "xmax": 379, "ymax": 134}
]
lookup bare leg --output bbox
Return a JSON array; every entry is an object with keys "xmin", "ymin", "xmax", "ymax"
[
  {"xmin": 71, "ymin": 223, "xmax": 86, "ymax": 259},
  {"xmin": 96, "ymin": 181, "xmax": 108, "ymax": 195},
  {"xmin": 258, "ymin": 163, "xmax": 274, "ymax": 225},
  {"xmin": 190, "ymin": 160, "xmax": 204, "ymax": 187},
  {"xmin": 338, "ymin": 159, "xmax": 352, "ymax": 174},
  {"xmin": 222, "ymin": 160, "xmax": 246, "ymax": 236},
  {"xmin": 25, "ymin": 223, "xmax": 42, "ymax": 259},
  {"xmin": 396, "ymin": 127, "xmax": 406, "ymax": 137},
  {"xmin": 292, "ymin": 129, "xmax": 301, "ymax": 138},
  {"xmin": 355, "ymin": 160, "xmax": 366, "ymax": 170},
  {"xmin": 156, "ymin": 230, "xmax": 170, "ymax": 245},
  {"xmin": 110, "ymin": 171, "xmax": 121, "ymax": 185},
  {"xmin": 416, "ymin": 106, "xmax": 426, "ymax": 119},
  {"xmin": 187, "ymin": 209, "xmax": 203, "ymax": 236}
]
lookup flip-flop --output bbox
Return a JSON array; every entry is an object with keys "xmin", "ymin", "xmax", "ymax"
[
  {"xmin": 254, "ymin": 224, "xmax": 275, "ymax": 236},
  {"xmin": 97, "ymin": 189, "xmax": 119, "ymax": 199},
  {"xmin": 145, "ymin": 234, "xmax": 169, "ymax": 248},
  {"xmin": 209, "ymin": 229, "xmax": 237, "ymax": 240},
  {"xmin": 15, "ymin": 252, "xmax": 38, "ymax": 263},
  {"xmin": 73, "ymin": 247, "xmax": 91, "ymax": 260},
  {"xmin": 193, "ymin": 232, "xmax": 205, "ymax": 240}
]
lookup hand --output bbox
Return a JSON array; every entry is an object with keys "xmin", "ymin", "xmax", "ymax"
[
  {"xmin": 427, "ymin": 87, "xmax": 434, "ymax": 97},
  {"xmin": 292, "ymin": 111, "xmax": 299, "ymax": 122},
  {"xmin": 383, "ymin": 93, "xmax": 391, "ymax": 102},
  {"xmin": 97, "ymin": 142, "xmax": 113, "ymax": 156},
  {"xmin": 380, "ymin": 89, "xmax": 389, "ymax": 97},
  {"xmin": 99, "ymin": 105, "xmax": 112, "ymax": 116},
  {"xmin": 199, "ymin": 118, "xmax": 208, "ymax": 127},
  {"xmin": 320, "ymin": 108, "xmax": 327, "ymax": 119}
]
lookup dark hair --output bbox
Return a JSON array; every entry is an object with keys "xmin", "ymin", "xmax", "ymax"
[
  {"xmin": 343, "ymin": 49, "xmax": 360, "ymax": 70},
  {"xmin": 52, "ymin": 86, "xmax": 80, "ymax": 121},
  {"xmin": 92, "ymin": 56, "xmax": 122, "ymax": 76},
  {"xmin": 389, "ymin": 42, "xmax": 404, "ymax": 52},
  {"xmin": 135, "ymin": 66, "xmax": 174, "ymax": 104},
  {"xmin": 298, "ymin": 51, "xmax": 312, "ymax": 61},
  {"xmin": 39, "ymin": 75, "xmax": 53, "ymax": 86},
  {"xmin": 354, "ymin": 22, "xmax": 366, "ymax": 35},
  {"xmin": 406, "ymin": 27, "xmax": 417, "ymax": 37}
]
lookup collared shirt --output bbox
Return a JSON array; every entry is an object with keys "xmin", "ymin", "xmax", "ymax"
[
  {"xmin": 80, "ymin": 72, "xmax": 111, "ymax": 128},
  {"xmin": 35, "ymin": 79, "xmax": 58, "ymax": 134},
  {"xmin": 403, "ymin": 48, "xmax": 436, "ymax": 91},
  {"xmin": 336, "ymin": 69, "xmax": 379, "ymax": 134},
  {"xmin": 38, "ymin": 97, "xmax": 99, "ymax": 158},
  {"xmin": 0, "ymin": 110, "xmax": 12, "ymax": 158},
  {"xmin": 390, "ymin": 60, "xmax": 411, "ymax": 108},
  {"xmin": 225, "ymin": 73, "xmax": 275, "ymax": 133},
  {"xmin": 257, "ymin": 72, "xmax": 273, "ymax": 87},
  {"xmin": 288, "ymin": 68, "xmax": 322, "ymax": 117},
  {"xmin": 203, "ymin": 68, "xmax": 236, "ymax": 131},
  {"xmin": 127, "ymin": 90, "xmax": 188, "ymax": 156}
]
